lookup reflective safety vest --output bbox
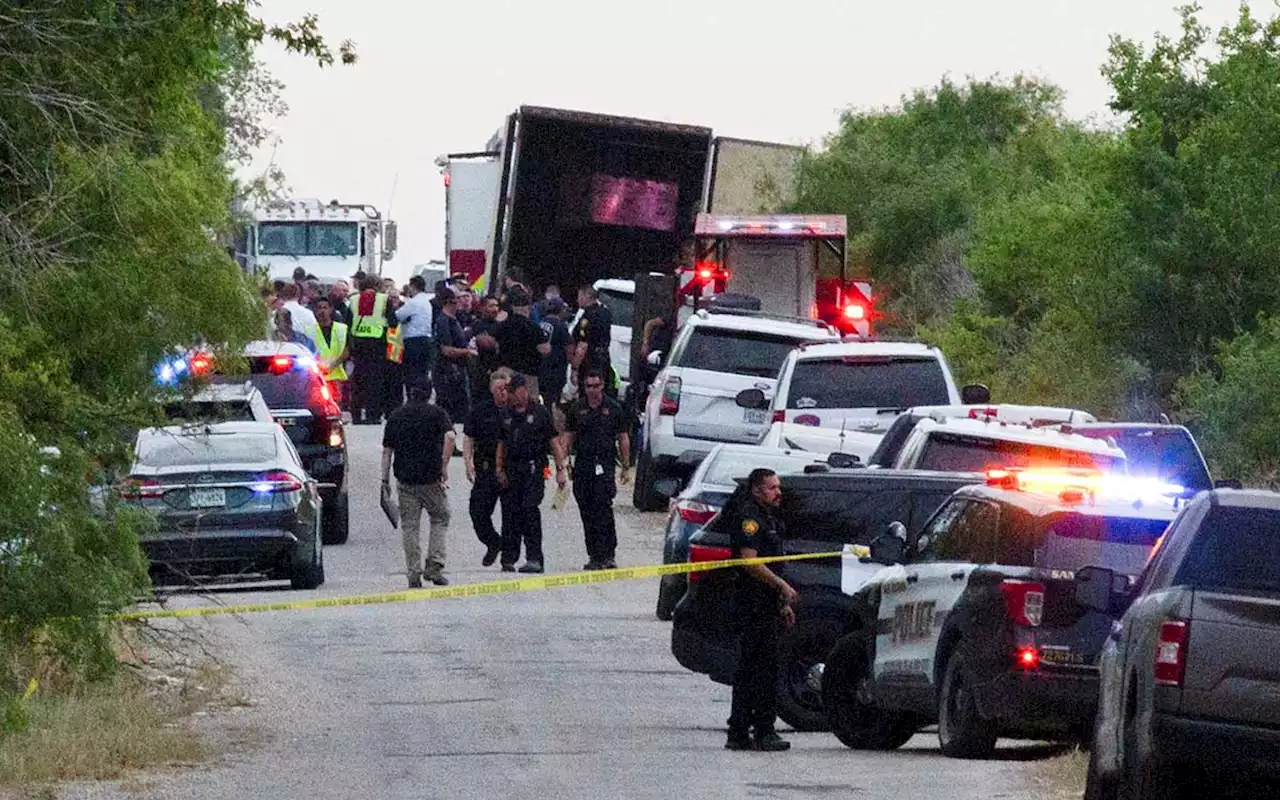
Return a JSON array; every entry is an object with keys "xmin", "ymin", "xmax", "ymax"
[
  {"xmin": 386, "ymin": 325, "xmax": 404, "ymax": 364},
  {"xmin": 610, "ymin": 364, "xmax": 622, "ymax": 392},
  {"xmin": 351, "ymin": 292, "xmax": 389, "ymax": 339},
  {"xmin": 306, "ymin": 322, "xmax": 349, "ymax": 382}
]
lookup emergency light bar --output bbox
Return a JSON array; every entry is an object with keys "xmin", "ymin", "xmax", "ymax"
[
  {"xmin": 986, "ymin": 467, "xmax": 1186, "ymax": 505},
  {"xmin": 694, "ymin": 213, "xmax": 847, "ymax": 239}
]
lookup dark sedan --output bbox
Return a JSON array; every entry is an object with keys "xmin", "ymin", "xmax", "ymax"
[{"xmin": 121, "ymin": 421, "xmax": 325, "ymax": 590}]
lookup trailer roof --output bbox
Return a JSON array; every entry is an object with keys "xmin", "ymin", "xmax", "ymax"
[
  {"xmin": 516, "ymin": 105, "xmax": 713, "ymax": 138},
  {"xmin": 695, "ymin": 213, "xmax": 847, "ymax": 239}
]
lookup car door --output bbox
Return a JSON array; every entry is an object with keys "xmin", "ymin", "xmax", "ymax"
[{"xmin": 875, "ymin": 498, "xmax": 999, "ymax": 688}]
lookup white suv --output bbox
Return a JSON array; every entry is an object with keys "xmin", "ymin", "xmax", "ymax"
[{"xmin": 632, "ymin": 309, "xmax": 839, "ymax": 510}]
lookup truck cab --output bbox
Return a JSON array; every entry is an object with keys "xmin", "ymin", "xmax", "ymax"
[{"xmin": 241, "ymin": 198, "xmax": 396, "ymax": 281}]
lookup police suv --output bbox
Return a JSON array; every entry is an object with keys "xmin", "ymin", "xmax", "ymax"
[{"xmin": 821, "ymin": 467, "xmax": 1182, "ymax": 758}]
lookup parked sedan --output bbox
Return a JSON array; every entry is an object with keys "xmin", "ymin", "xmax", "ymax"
[
  {"xmin": 656, "ymin": 444, "xmax": 822, "ymax": 620},
  {"xmin": 121, "ymin": 421, "xmax": 324, "ymax": 589}
]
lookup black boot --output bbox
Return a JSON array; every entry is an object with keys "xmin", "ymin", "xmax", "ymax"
[
  {"xmin": 753, "ymin": 730, "xmax": 791, "ymax": 752},
  {"xmin": 724, "ymin": 730, "xmax": 752, "ymax": 751}
]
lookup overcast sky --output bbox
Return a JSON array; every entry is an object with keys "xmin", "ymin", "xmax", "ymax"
[{"xmin": 246, "ymin": 0, "xmax": 1247, "ymax": 280}]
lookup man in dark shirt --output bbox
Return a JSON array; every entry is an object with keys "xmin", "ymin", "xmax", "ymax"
[
  {"xmin": 464, "ymin": 367, "xmax": 512, "ymax": 568},
  {"xmin": 723, "ymin": 468, "xmax": 798, "ymax": 752},
  {"xmin": 537, "ymin": 298, "xmax": 573, "ymax": 406},
  {"xmin": 496, "ymin": 374, "xmax": 567, "ymax": 573},
  {"xmin": 381, "ymin": 376, "xmax": 455, "ymax": 588},
  {"xmin": 564, "ymin": 369, "xmax": 631, "ymax": 570},
  {"xmin": 432, "ymin": 287, "xmax": 473, "ymax": 431},
  {"xmin": 571, "ymin": 285, "xmax": 615, "ymax": 398},
  {"xmin": 492, "ymin": 287, "xmax": 549, "ymax": 400}
]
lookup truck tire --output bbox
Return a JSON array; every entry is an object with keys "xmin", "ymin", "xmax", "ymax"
[
  {"xmin": 290, "ymin": 524, "xmax": 325, "ymax": 591},
  {"xmin": 775, "ymin": 616, "xmax": 843, "ymax": 732},
  {"xmin": 822, "ymin": 633, "xmax": 916, "ymax": 750},
  {"xmin": 655, "ymin": 574, "xmax": 684, "ymax": 621},
  {"xmin": 938, "ymin": 649, "xmax": 998, "ymax": 759},
  {"xmin": 632, "ymin": 448, "xmax": 667, "ymax": 512},
  {"xmin": 321, "ymin": 490, "xmax": 350, "ymax": 546}
]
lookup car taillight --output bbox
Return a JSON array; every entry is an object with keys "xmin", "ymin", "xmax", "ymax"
[
  {"xmin": 268, "ymin": 355, "xmax": 293, "ymax": 375},
  {"xmin": 119, "ymin": 478, "xmax": 163, "ymax": 500},
  {"xmin": 1001, "ymin": 580, "xmax": 1045, "ymax": 627},
  {"xmin": 251, "ymin": 471, "xmax": 303, "ymax": 494},
  {"xmin": 317, "ymin": 381, "xmax": 342, "ymax": 418},
  {"xmin": 772, "ymin": 410, "xmax": 785, "ymax": 424},
  {"xmin": 659, "ymin": 376, "xmax": 681, "ymax": 416},
  {"xmin": 328, "ymin": 427, "xmax": 344, "ymax": 448},
  {"xmin": 676, "ymin": 500, "xmax": 717, "ymax": 525},
  {"xmin": 688, "ymin": 543, "xmax": 733, "ymax": 582},
  {"xmin": 1154, "ymin": 619, "xmax": 1189, "ymax": 687}
]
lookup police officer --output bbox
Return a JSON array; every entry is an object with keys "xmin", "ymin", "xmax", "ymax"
[
  {"xmin": 464, "ymin": 367, "xmax": 513, "ymax": 568},
  {"xmin": 495, "ymin": 374, "xmax": 567, "ymax": 574},
  {"xmin": 571, "ymin": 285, "xmax": 615, "ymax": 398},
  {"xmin": 724, "ymin": 468, "xmax": 797, "ymax": 752},
  {"xmin": 564, "ymin": 369, "xmax": 631, "ymax": 570}
]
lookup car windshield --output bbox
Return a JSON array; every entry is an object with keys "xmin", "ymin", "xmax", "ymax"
[
  {"xmin": 257, "ymin": 222, "xmax": 359, "ymax": 257},
  {"xmin": 787, "ymin": 356, "xmax": 950, "ymax": 410},
  {"xmin": 1175, "ymin": 506, "xmax": 1280, "ymax": 594},
  {"xmin": 136, "ymin": 431, "xmax": 277, "ymax": 468},
  {"xmin": 917, "ymin": 434, "xmax": 1120, "ymax": 473},
  {"xmin": 676, "ymin": 328, "xmax": 806, "ymax": 378},
  {"xmin": 702, "ymin": 452, "xmax": 812, "ymax": 487},
  {"xmin": 1075, "ymin": 428, "xmax": 1212, "ymax": 492},
  {"xmin": 598, "ymin": 289, "xmax": 634, "ymax": 328}
]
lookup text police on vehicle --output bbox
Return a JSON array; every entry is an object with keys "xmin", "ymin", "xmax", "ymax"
[{"xmin": 820, "ymin": 468, "xmax": 1185, "ymax": 758}]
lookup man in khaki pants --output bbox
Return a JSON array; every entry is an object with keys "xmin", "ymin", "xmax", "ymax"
[{"xmin": 380, "ymin": 375, "xmax": 455, "ymax": 587}]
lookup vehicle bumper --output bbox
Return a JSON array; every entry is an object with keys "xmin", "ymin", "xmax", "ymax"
[
  {"xmin": 671, "ymin": 624, "xmax": 738, "ymax": 685},
  {"xmin": 297, "ymin": 445, "xmax": 346, "ymax": 493},
  {"xmin": 1153, "ymin": 713, "xmax": 1280, "ymax": 776},
  {"xmin": 140, "ymin": 528, "xmax": 302, "ymax": 578},
  {"xmin": 976, "ymin": 668, "xmax": 1099, "ymax": 736}
]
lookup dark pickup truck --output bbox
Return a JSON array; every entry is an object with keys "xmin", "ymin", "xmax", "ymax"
[{"xmin": 1085, "ymin": 489, "xmax": 1280, "ymax": 799}]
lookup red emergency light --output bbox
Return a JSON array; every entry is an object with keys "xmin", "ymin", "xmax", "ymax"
[
  {"xmin": 843, "ymin": 303, "xmax": 867, "ymax": 321},
  {"xmin": 189, "ymin": 354, "xmax": 212, "ymax": 376}
]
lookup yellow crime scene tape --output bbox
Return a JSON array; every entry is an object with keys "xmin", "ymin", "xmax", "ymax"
[{"xmin": 117, "ymin": 548, "xmax": 866, "ymax": 621}]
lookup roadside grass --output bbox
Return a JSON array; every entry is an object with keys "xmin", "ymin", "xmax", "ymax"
[
  {"xmin": 1030, "ymin": 747, "xmax": 1088, "ymax": 799},
  {"xmin": 0, "ymin": 627, "xmax": 239, "ymax": 790}
]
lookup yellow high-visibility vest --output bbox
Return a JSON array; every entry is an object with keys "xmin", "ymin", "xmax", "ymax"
[
  {"xmin": 306, "ymin": 322, "xmax": 349, "ymax": 382},
  {"xmin": 386, "ymin": 325, "xmax": 404, "ymax": 364},
  {"xmin": 351, "ymin": 293, "xmax": 389, "ymax": 338}
]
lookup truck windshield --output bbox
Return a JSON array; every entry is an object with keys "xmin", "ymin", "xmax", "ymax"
[
  {"xmin": 787, "ymin": 357, "xmax": 950, "ymax": 409},
  {"xmin": 916, "ymin": 434, "xmax": 1120, "ymax": 474},
  {"xmin": 598, "ymin": 289, "xmax": 634, "ymax": 328},
  {"xmin": 1175, "ymin": 506, "xmax": 1280, "ymax": 594},
  {"xmin": 258, "ymin": 222, "xmax": 359, "ymax": 257},
  {"xmin": 676, "ymin": 328, "xmax": 806, "ymax": 378}
]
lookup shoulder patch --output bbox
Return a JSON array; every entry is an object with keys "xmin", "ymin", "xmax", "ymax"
[{"xmin": 741, "ymin": 519, "xmax": 759, "ymax": 536}]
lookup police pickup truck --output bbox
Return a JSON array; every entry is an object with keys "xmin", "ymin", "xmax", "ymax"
[{"xmin": 821, "ymin": 467, "xmax": 1182, "ymax": 758}]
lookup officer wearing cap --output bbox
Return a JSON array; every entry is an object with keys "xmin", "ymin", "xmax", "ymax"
[
  {"xmin": 495, "ymin": 373, "xmax": 567, "ymax": 573},
  {"xmin": 723, "ymin": 467, "xmax": 797, "ymax": 752},
  {"xmin": 563, "ymin": 368, "xmax": 631, "ymax": 570}
]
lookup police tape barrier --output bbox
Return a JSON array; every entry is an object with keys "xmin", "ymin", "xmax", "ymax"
[{"xmin": 117, "ymin": 548, "xmax": 865, "ymax": 622}]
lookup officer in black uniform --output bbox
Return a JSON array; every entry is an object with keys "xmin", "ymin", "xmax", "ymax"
[
  {"xmin": 564, "ymin": 369, "xmax": 631, "ymax": 571},
  {"xmin": 571, "ymin": 285, "xmax": 616, "ymax": 398},
  {"xmin": 464, "ymin": 367, "xmax": 512, "ymax": 568},
  {"xmin": 495, "ymin": 373, "xmax": 567, "ymax": 573},
  {"xmin": 725, "ymin": 468, "xmax": 798, "ymax": 752}
]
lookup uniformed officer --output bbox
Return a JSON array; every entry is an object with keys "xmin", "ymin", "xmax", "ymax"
[
  {"xmin": 564, "ymin": 369, "xmax": 631, "ymax": 570},
  {"xmin": 725, "ymin": 468, "xmax": 798, "ymax": 752},
  {"xmin": 464, "ymin": 367, "xmax": 513, "ymax": 568},
  {"xmin": 495, "ymin": 373, "xmax": 567, "ymax": 573},
  {"xmin": 571, "ymin": 285, "xmax": 616, "ymax": 398}
]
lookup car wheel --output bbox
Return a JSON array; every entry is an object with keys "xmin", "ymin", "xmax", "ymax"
[
  {"xmin": 938, "ymin": 648, "xmax": 998, "ymax": 759},
  {"xmin": 822, "ymin": 633, "xmax": 916, "ymax": 749},
  {"xmin": 291, "ymin": 521, "xmax": 325, "ymax": 590},
  {"xmin": 655, "ymin": 574, "xmax": 684, "ymax": 621},
  {"xmin": 775, "ymin": 615, "xmax": 844, "ymax": 732},
  {"xmin": 321, "ymin": 490, "xmax": 350, "ymax": 546},
  {"xmin": 632, "ymin": 447, "xmax": 666, "ymax": 512}
]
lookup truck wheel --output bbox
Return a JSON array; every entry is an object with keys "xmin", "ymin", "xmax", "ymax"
[
  {"xmin": 938, "ymin": 649, "xmax": 998, "ymax": 759},
  {"xmin": 291, "ymin": 523, "xmax": 325, "ymax": 591},
  {"xmin": 321, "ymin": 490, "xmax": 350, "ymax": 546},
  {"xmin": 632, "ymin": 448, "xmax": 667, "ymax": 512},
  {"xmin": 775, "ymin": 616, "xmax": 843, "ymax": 732},
  {"xmin": 822, "ymin": 633, "xmax": 916, "ymax": 749},
  {"xmin": 655, "ymin": 574, "xmax": 683, "ymax": 621}
]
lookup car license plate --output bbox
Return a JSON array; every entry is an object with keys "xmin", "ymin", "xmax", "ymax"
[
  {"xmin": 189, "ymin": 488, "xmax": 225, "ymax": 508},
  {"xmin": 743, "ymin": 408, "xmax": 767, "ymax": 425},
  {"xmin": 276, "ymin": 417, "xmax": 295, "ymax": 426}
]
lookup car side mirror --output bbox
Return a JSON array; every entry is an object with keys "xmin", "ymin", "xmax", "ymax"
[
  {"xmin": 827, "ymin": 452, "xmax": 862, "ymax": 469},
  {"xmin": 735, "ymin": 388, "xmax": 767, "ymax": 410},
  {"xmin": 961, "ymin": 383, "xmax": 991, "ymax": 405},
  {"xmin": 1213, "ymin": 478, "xmax": 1243, "ymax": 490},
  {"xmin": 1075, "ymin": 566, "xmax": 1131, "ymax": 614},
  {"xmin": 647, "ymin": 351, "xmax": 663, "ymax": 367},
  {"xmin": 867, "ymin": 529, "xmax": 907, "ymax": 566},
  {"xmin": 381, "ymin": 220, "xmax": 398, "ymax": 260}
]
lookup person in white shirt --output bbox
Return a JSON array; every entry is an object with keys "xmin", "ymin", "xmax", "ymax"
[
  {"xmin": 279, "ymin": 283, "xmax": 317, "ymax": 334},
  {"xmin": 396, "ymin": 275, "xmax": 436, "ymax": 384}
]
